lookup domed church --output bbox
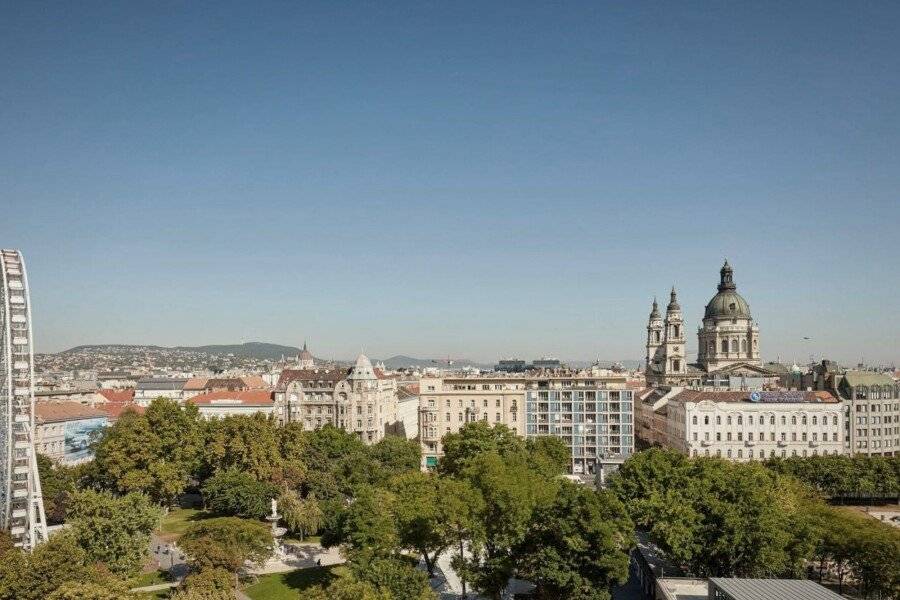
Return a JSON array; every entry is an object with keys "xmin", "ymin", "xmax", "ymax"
[{"xmin": 645, "ymin": 261, "xmax": 776, "ymax": 388}]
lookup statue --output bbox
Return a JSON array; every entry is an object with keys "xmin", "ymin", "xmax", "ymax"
[{"xmin": 271, "ymin": 498, "xmax": 278, "ymax": 518}]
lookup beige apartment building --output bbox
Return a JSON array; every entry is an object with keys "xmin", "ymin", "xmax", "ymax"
[{"xmin": 418, "ymin": 375, "xmax": 526, "ymax": 468}]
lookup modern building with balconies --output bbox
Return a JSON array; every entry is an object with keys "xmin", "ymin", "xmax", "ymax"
[{"xmin": 524, "ymin": 367, "xmax": 635, "ymax": 482}]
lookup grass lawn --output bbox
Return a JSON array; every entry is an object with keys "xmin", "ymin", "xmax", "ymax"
[
  {"xmin": 244, "ymin": 565, "xmax": 350, "ymax": 600},
  {"xmin": 157, "ymin": 508, "xmax": 214, "ymax": 539},
  {"xmin": 128, "ymin": 570, "xmax": 170, "ymax": 588}
]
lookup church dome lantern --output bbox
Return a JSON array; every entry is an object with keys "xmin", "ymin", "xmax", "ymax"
[{"xmin": 704, "ymin": 260, "xmax": 751, "ymax": 319}]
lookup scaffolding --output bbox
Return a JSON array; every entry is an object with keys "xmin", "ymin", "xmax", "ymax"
[{"xmin": 0, "ymin": 249, "xmax": 47, "ymax": 549}]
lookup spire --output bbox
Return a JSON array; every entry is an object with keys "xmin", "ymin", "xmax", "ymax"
[
  {"xmin": 718, "ymin": 259, "xmax": 736, "ymax": 291},
  {"xmin": 667, "ymin": 286, "xmax": 681, "ymax": 312},
  {"xmin": 302, "ymin": 340, "xmax": 308, "ymax": 352},
  {"xmin": 649, "ymin": 297, "xmax": 660, "ymax": 319}
]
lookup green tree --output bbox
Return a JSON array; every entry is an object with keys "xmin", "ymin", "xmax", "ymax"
[
  {"xmin": 179, "ymin": 517, "xmax": 273, "ymax": 573},
  {"xmin": 67, "ymin": 489, "xmax": 161, "ymax": 576},
  {"xmin": 369, "ymin": 435, "xmax": 422, "ymax": 478},
  {"xmin": 201, "ymin": 468, "xmax": 277, "ymax": 519},
  {"xmin": 439, "ymin": 422, "xmax": 525, "ymax": 477},
  {"xmin": 37, "ymin": 454, "xmax": 77, "ymax": 524},
  {"xmin": 304, "ymin": 578, "xmax": 390, "ymax": 600},
  {"xmin": 517, "ymin": 482, "xmax": 633, "ymax": 600},
  {"xmin": 389, "ymin": 471, "xmax": 454, "ymax": 577},
  {"xmin": 352, "ymin": 557, "xmax": 436, "ymax": 600},
  {"xmin": 459, "ymin": 452, "xmax": 557, "ymax": 600},
  {"xmin": 525, "ymin": 436, "xmax": 571, "ymax": 478},
  {"xmin": 90, "ymin": 398, "xmax": 201, "ymax": 505},
  {"xmin": 323, "ymin": 484, "xmax": 400, "ymax": 559},
  {"xmin": 278, "ymin": 488, "xmax": 323, "ymax": 540},
  {"xmin": 202, "ymin": 414, "xmax": 284, "ymax": 482},
  {"xmin": 0, "ymin": 533, "xmax": 95, "ymax": 600},
  {"xmin": 47, "ymin": 581, "xmax": 133, "ymax": 600},
  {"xmin": 170, "ymin": 567, "xmax": 233, "ymax": 600}
]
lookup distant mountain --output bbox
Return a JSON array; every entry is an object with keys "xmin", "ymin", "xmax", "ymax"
[
  {"xmin": 175, "ymin": 342, "xmax": 301, "ymax": 359},
  {"xmin": 377, "ymin": 355, "xmax": 494, "ymax": 370},
  {"xmin": 59, "ymin": 342, "xmax": 301, "ymax": 360}
]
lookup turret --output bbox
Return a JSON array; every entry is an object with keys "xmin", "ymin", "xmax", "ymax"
[{"xmin": 663, "ymin": 287, "xmax": 685, "ymax": 374}]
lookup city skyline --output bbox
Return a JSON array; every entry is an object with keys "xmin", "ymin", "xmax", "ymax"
[{"xmin": 2, "ymin": 2, "xmax": 898, "ymax": 364}]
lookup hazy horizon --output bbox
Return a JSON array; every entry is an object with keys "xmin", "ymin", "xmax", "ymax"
[{"xmin": 3, "ymin": 2, "xmax": 898, "ymax": 365}]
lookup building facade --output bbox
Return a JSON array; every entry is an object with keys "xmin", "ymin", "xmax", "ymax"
[
  {"xmin": 665, "ymin": 390, "xmax": 844, "ymax": 461},
  {"xmin": 525, "ymin": 369, "xmax": 635, "ymax": 481},
  {"xmin": 274, "ymin": 354, "xmax": 400, "ymax": 444},
  {"xmin": 418, "ymin": 374, "xmax": 526, "ymax": 468},
  {"xmin": 838, "ymin": 371, "xmax": 899, "ymax": 456},
  {"xmin": 34, "ymin": 402, "xmax": 108, "ymax": 464},
  {"xmin": 646, "ymin": 261, "xmax": 775, "ymax": 389}
]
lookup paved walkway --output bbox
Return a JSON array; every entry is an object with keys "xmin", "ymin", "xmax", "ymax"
[
  {"xmin": 248, "ymin": 542, "xmax": 344, "ymax": 575},
  {"xmin": 130, "ymin": 582, "xmax": 180, "ymax": 593}
]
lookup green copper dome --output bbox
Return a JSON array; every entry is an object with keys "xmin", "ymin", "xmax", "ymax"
[{"xmin": 704, "ymin": 261, "xmax": 752, "ymax": 319}]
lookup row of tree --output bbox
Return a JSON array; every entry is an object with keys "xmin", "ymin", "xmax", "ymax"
[
  {"xmin": 764, "ymin": 454, "xmax": 900, "ymax": 500},
  {"xmin": 609, "ymin": 448, "xmax": 900, "ymax": 599}
]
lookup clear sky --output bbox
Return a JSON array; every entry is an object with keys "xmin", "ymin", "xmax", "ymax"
[{"xmin": 2, "ymin": 2, "xmax": 898, "ymax": 365}]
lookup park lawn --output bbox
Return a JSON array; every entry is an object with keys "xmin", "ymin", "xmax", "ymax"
[
  {"xmin": 244, "ymin": 565, "xmax": 350, "ymax": 600},
  {"xmin": 157, "ymin": 508, "xmax": 213, "ymax": 539},
  {"xmin": 128, "ymin": 569, "xmax": 170, "ymax": 588}
]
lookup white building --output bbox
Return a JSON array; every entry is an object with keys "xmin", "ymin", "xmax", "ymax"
[
  {"xmin": 186, "ymin": 390, "xmax": 275, "ymax": 420},
  {"xmin": 665, "ymin": 389, "xmax": 845, "ymax": 460},
  {"xmin": 134, "ymin": 378, "xmax": 187, "ymax": 406}
]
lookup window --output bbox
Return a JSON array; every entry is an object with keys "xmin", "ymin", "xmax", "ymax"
[
  {"xmin": 721, "ymin": 339, "xmax": 729, "ymax": 353},
  {"xmin": 692, "ymin": 415, "xmax": 698, "ymax": 425},
  {"xmin": 704, "ymin": 415, "xmax": 709, "ymax": 425}
]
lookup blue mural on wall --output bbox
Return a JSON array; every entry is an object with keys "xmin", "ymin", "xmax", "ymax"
[{"xmin": 64, "ymin": 417, "xmax": 107, "ymax": 463}]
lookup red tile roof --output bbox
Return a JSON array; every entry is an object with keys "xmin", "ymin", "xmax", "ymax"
[
  {"xmin": 187, "ymin": 390, "xmax": 274, "ymax": 406},
  {"xmin": 241, "ymin": 375, "xmax": 268, "ymax": 389},
  {"xmin": 97, "ymin": 388, "xmax": 135, "ymax": 403},
  {"xmin": 183, "ymin": 377, "xmax": 210, "ymax": 390},
  {"xmin": 36, "ymin": 401, "xmax": 108, "ymax": 424},
  {"xmin": 97, "ymin": 402, "xmax": 145, "ymax": 420}
]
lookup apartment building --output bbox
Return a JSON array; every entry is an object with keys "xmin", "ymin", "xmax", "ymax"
[
  {"xmin": 665, "ymin": 390, "xmax": 844, "ymax": 461},
  {"xmin": 418, "ymin": 375, "xmax": 526, "ymax": 468},
  {"xmin": 274, "ymin": 354, "xmax": 400, "ymax": 444},
  {"xmin": 838, "ymin": 371, "xmax": 900, "ymax": 456},
  {"xmin": 525, "ymin": 369, "xmax": 635, "ymax": 481}
]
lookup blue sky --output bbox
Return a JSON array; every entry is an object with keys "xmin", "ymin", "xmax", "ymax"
[{"xmin": 1, "ymin": 2, "xmax": 898, "ymax": 365}]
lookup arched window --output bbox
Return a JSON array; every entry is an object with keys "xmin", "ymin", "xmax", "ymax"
[
  {"xmin": 737, "ymin": 415, "xmax": 743, "ymax": 425},
  {"xmin": 673, "ymin": 325, "xmax": 680, "ymax": 338},
  {"xmin": 708, "ymin": 341, "xmax": 714, "ymax": 354},
  {"xmin": 692, "ymin": 415, "xmax": 698, "ymax": 425},
  {"xmin": 654, "ymin": 331, "xmax": 660, "ymax": 343},
  {"xmin": 721, "ymin": 339, "xmax": 729, "ymax": 353},
  {"xmin": 731, "ymin": 339, "xmax": 738, "ymax": 352},
  {"xmin": 704, "ymin": 415, "xmax": 709, "ymax": 425},
  {"xmin": 741, "ymin": 339, "xmax": 747, "ymax": 353}
]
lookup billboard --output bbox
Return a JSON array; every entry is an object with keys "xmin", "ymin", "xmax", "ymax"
[{"xmin": 63, "ymin": 417, "xmax": 107, "ymax": 463}]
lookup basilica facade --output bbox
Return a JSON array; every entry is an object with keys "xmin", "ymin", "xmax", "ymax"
[{"xmin": 646, "ymin": 261, "xmax": 774, "ymax": 388}]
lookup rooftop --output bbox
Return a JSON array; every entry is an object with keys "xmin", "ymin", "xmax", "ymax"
[
  {"xmin": 709, "ymin": 578, "xmax": 846, "ymax": 600},
  {"xmin": 36, "ymin": 401, "xmax": 108, "ymax": 424},
  {"xmin": 187, "ymin": 390, "xmax": 273, "ymax": 406},
  {"xmin": 97, "ymin": 388, "xmax": 135, "ymax": 403},
  {"xmin": 843, "ymin": 371, "xmax": 896, "ymax": 387},
  {"xmin": 671, "ymin": 389, "xmax": 839, "ymax": 404}
]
